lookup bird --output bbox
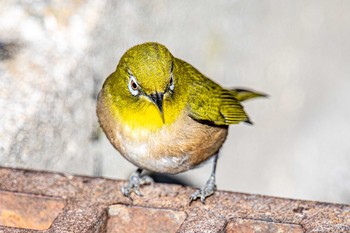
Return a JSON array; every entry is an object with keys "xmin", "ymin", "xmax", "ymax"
[{"xmin": 96, "ymin": 42, "xmax": 265, "ymax": 203}]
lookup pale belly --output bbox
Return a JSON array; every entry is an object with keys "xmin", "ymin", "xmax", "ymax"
[
  {"xmin": 112, "ymin": 114, "xmax": 227, "ymax": 174},
  {"xmin": 97, "ymin": 96, "xmax": 228, "ymax": 174}
]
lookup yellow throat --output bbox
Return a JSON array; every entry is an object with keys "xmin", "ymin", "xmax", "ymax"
[{"xmin": 103, "ymin": 43, "xmax": 188, "ymax": 132}]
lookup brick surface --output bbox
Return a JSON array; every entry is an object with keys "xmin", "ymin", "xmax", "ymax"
[
  {"xmin": 225, "ymin": 219, "xmax": 303, "ymax": 233},
  {"xmin": 107, "ymin": 205, "xmax": 186, "ymax": 233},
  {"xmin": 0, "ymin": 167, "xmax": 349, "ymax": 232},
  {"xmin": 0, "ymin": 191, "xmax": 65, "ymax": 230}
]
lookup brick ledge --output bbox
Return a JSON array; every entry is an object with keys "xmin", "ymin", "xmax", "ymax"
[{"xmin": 0, "ymin": 167, "xmax": 349, "ymax": 232}]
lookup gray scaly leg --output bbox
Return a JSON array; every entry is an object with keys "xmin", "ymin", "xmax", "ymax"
[
  {"xmin": 121, "ymin": 168, "xmax": 153, "ymax": 197},
  {"xmin": 190, "ymin": 153, "xmax": 219, "ymax": 204}
]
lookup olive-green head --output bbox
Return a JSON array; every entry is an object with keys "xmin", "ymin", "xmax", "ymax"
[
  {"xmin": 120, "ymin": 42, "xmax": 174, "ymax": 94},
  {"xmin": 104, "ymin": 42, "xmax": 186, "ymax": 129}
]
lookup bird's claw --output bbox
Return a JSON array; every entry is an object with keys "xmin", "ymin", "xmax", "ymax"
[
  {"xmin": 189, "ymin": 175, "xmax": 216, "ymax": 204},
  {"xmin": 121, "ymin": 171, "xmax": 153, "ymax": 198}
]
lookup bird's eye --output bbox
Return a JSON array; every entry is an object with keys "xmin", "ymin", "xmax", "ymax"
[
  {"xmin": 169, "ymin": 73, "xmax": 174, "ymax": 91},
  {"xmin": 131, "ymin": 80, "xmax": 138, "ymax": 90},
  {"xmin": 128, "ymin": 75, "xmax": 140, "ymax": 96}
]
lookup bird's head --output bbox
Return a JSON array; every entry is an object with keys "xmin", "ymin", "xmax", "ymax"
[{"xmin": 106, "ymin": 42, "xmax": 186, "ymax": 130}]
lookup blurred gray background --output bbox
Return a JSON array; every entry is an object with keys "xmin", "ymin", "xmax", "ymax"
[{"xmin": 1, "ymin": 0, "xmax": 349, "ymax": 204}]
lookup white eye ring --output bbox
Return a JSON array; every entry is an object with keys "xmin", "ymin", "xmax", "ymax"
[
  {"xmin": 169, "ymin": 73, "xmax": 174, "ymax": 91},
  {"xmin": 128, "ymin": 75, "xmax": 140, "ymax": 96}
]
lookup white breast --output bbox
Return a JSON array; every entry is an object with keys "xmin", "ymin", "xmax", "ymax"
[{"xmin": 117, "ymin": 123, "xmax": 191, "ymax": 173}]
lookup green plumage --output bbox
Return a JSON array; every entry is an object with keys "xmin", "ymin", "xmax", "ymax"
[{"xmin": 179, "ymin": 59, "xmax": 265, "ymax": 126}]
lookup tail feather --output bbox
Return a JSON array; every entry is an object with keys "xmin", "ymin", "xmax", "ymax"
[{"xmin": 230, "ymin": 88, "xmax": 268, "ymax": 102}]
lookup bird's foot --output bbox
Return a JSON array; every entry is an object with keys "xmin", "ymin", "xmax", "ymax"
[
  {"xmin": 189, "ymin": 175, "xmax": 216, "ymax": 204},
  {"xmin": 121, "ymin": 170, "xmax": 153, "ymax": 197}
]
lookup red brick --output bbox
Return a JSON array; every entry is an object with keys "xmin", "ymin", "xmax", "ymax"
[
  {"xmin": 107, "ymin": 204, "xmax": 186, "ymax": 233},
  {"xmin": 0, "ymin": 191, "xmax": 65, "ymax": 230},
  {"xmin": 225, "ymin": 218, "xmax": 303, "ymax": 233}
]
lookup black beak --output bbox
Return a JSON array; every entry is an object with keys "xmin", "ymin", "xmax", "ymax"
[{"xmin": 149, "ymin": 92, "xmax": 164, "ymax": 122}]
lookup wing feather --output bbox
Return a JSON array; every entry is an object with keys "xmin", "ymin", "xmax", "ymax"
[{"xmin": 185, "ymin": 64, "xmax": 249, "ymax": 125}]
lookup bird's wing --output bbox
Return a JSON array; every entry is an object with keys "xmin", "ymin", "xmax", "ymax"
[
  {"xmin": 230, "ymin": 88, "xmax": 267, "ymax": 102},
  {"xmin": 186, "ymin": 69, "xmax": 250, "ymax": 126}
]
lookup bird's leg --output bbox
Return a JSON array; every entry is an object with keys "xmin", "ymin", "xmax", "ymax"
[
  {"xmin": 190, "ymin": 153, "xmax": 219, "ymax": 204},
  {"xmin": 121, "ymin": 168, "xmax": 153, "ymax": 197}
]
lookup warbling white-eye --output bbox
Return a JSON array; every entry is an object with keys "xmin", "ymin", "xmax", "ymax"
[{"xmin": 97, "ymin": 42, "xmax": 265, "ymax": 203}]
